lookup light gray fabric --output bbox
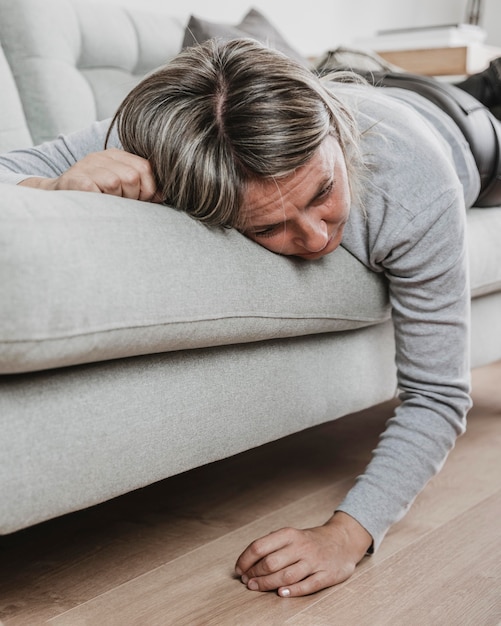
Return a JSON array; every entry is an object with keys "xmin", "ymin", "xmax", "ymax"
[
  {"xmin": 467, "ymin": 207, "xmax": 501, "ymax": 297},
  {"xmin": 0, "ymin": 0, "xmax": 184, "ymax": 143},
  {"xmin": 376, "ymin": 85, "xmax": 481, "ymax": 210},
  {"xmin": 0, "ymin": 182, "xmax": 389, "ymax": 374},
  {"xmin": 0, "ymin": 321, "xmax": 397, "ymax": 534},
  {"xmin": 0, "ymin": 44, "xmax": 32, "ymax": 151},
  {"xmin": 325, "ymin": 84, "xmax": 472, "ymax": 545},
  {"xmin": 470, "ymin": 291, "xmax": 501, "ymax": 367},
  {"xmin": 0, "ymin": 119, "xmax": 115, "ymax": 185}
]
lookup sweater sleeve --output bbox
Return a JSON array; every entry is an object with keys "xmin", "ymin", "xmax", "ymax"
[
  {"xmin": 0, "ymin": 119, "xmax": 117, "ymax": 184},
  {"xmin": 336, "ymin": 186, "xmax": 471, "ymax": 550}
]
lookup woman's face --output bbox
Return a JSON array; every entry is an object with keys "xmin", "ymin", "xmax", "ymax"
[{"xmin": 240, "ymin": 136, "xmax": 351, "ymax": 260}]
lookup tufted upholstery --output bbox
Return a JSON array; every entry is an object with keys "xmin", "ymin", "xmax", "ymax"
[
  {"xmin": 0, "ymin": 44, "xmax": 32, "ymax": 151},
  {"xmin": 0, "ymin": 0, "xmax": 184, "ymax": 144}
]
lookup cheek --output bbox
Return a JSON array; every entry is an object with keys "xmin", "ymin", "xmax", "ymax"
[
  {"xmin": 328, "ymin": 187, "xmax": 351, "ymax": 225},
  {"xmin": 338, "ymin": 172, "xmax": 352, "ymax": 218}
]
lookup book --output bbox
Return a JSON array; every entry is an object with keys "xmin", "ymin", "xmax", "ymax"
[
  {"xmin": 354, "ymin": 23, "xmax": 487, "ymax": 52},
  {"xmin": 376, "ymin": 43, "xmax": 501, "ymax": 76}
]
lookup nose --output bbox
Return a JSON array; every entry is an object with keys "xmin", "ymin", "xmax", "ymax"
[{"xmin": 296, "ymin": 216, "xmax": 329, "ymax": 252}]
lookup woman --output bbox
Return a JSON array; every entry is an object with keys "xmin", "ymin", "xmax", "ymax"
[{"xmin": 1, "ymin": 38, "xmax": 500, "ymax": 597}]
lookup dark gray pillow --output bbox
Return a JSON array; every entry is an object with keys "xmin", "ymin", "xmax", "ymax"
[{"xmin": 182, "ymin": 8, "xmax": 310, "ymax": 67}]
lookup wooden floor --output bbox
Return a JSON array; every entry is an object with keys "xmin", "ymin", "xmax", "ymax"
[{"xmin": 1, "ymin": 362, "xmax": 500, "ymax": 625}]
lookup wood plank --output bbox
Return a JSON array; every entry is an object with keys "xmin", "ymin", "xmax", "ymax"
[{"xmin": 287, "ymin": 491, "xmax": 501, "ymax": 625}]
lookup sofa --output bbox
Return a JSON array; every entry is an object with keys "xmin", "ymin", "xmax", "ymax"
[{"xmin": 1, "ymin": 0, "xmax": 500, "ymax": 536}]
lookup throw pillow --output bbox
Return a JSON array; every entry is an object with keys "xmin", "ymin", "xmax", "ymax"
[{"xmin": 182, "ymin": 8, "xmax": 310, "ymax": 67}]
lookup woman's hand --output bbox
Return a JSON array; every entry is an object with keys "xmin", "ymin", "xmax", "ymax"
[
  {"xmin": 19, "ymin": 149, "xmax": 162, "ymax": 202},
  {"xmin": 235, "ymin": 511, "xmax": 372, "ymax": 597}
]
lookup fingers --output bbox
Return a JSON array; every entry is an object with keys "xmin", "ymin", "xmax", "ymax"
[
  {"xmin": 240, "ymin": 556, "xmax": 353, "ymax": 598},
  {"xmin": 277, "ymin": 571, "xmax": 334, "ymax": 598},
  {"xmin": 104, "ymin": 149, "xmax": 159, "ymax": 201},
  {"xmin": 235, "ymin": 522, "xmax": 363, "ymax": 598},
  {"xmin": 240, "ymin": 560, "xmax": 344, "ymax": 598},
  {"xmin": 242, "ymin": 559, "xmax": 312, "ymax": 592},
  {"xmin": 55, "ymin": 149, "xmax": 160, "ymax": 202},
  {"xmin": 236, "ymin": 527, "xmax": 322, "ymax": 596},
  {"xmin": 235, "ymin": 527, "xmax": 296, "ymax": 576}
]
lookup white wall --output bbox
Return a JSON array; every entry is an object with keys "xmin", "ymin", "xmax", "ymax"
[
  {"xmin": 97, "ymin": 0, "xmax": 500, "ymax": 55},
  {"xmin": 482, "ymin": 0, "xmax": 501, "ymax": 47}
]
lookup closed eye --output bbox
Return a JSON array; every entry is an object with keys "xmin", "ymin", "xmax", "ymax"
[
  {"xmin": 312, "ymin": 180, "xmax": 334, "ymax": 204},
  {"xmin": 252, "ymin": 223, "xmax": 283, "ymax": 238}
]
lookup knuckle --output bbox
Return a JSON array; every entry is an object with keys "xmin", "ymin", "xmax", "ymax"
[
  {"xmin": 290, "ymin": 579, "xmax": 313, "ymax": 597},
  {"xmin": 282, "ymin": 568, "xmax": 298, "ymax": 585},
  {"xmin": 293, "ymin": 582, "xmax": 307, "ymax": 596},
  {"xmin": 281, "ymin": 527, "xmax": 298, "ymax": 541},
  {"xmin": 103, "ymin": 173, "xmax": 122, "ymax": 192},
  {"xmin": 122, "ymin": 169, "xmax": 141, "ymax": 186},
  {"xmin": 249, "ymin": 539, "xmax": 267, "ymax": 559},
  {"xmin": 261, "ymin": 555, "xmax": 278, "ymax": 574},
  {"xmin": 137, "ymin": 158, "xmax": 153, "ymax": 174}
]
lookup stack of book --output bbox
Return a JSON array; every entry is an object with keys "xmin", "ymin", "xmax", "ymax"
[
  {"xmin": 355, "ymin": 23, "xmax": 487, "ymax": 51},
  {"xmin": 354, "ymin": 24, "xmax": 500, "ymax": 76}
]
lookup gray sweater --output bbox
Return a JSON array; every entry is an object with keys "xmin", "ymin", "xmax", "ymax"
[{"xmin": 0, "ymin": 84, "xmax": 479, "ymax": 549}]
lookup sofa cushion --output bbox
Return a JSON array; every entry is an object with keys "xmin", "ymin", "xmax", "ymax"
[
  {"xmin": 467, "ymin": 207, "xmax": 501, "ymax": 297},
  {"xmin": 0, "ymin": 184, "xmax": 390, "ymax": 374},
  {"xmin": 183, "ymin": 8, "xmax": 310, "ymax": 67},
  {"xmin": 0, "ymin": 0, "xmax": 185, "ymax": 144},
  {"xmin": 0, "ymin": 321, "xmax": 398, "ymax": 534}
]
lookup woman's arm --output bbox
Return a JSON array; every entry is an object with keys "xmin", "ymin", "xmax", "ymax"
[
  {"xmin": 19, "ymin": 148, "xmax": 160, "ymax": 202},
  {"xmin": 235, "ymin": 188, "xmax": 471, "ymax": 596},
  {"xmin": 337, "ymin": 189, "xmax": 471, "ymax": 547},
  {"xmin": 0, "ymin": 119, "xmax": 160, "ymax": 201}
]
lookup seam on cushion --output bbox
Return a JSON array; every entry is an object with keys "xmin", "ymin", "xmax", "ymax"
[
  {"xmin": 0, "ymin": 312, "xmax": 391, "ymax": 343},
  {"xmin": 71, "ymin": 1, "xmax": 83, "ymax": 66},
  {"xmin": 123, "ymin": 9, "xmax": 141, "ymax": 74}
]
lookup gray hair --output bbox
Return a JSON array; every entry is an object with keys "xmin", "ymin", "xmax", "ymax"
[{"xmin": 107, "ymin": 38, "xmax": 363, "ymax": 228}]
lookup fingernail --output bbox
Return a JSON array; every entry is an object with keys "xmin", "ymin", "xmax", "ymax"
[
  {"xmin": 280, "ymin": 588, "xmax": 291, "ymax": 598},
  {"xmin": 241, "ymin": 574, "xmax": 249, "ymax": 584},
  {"xmin": 235, "ymin": 567, "xmax": 242, "ymax": 576},
  {"xmin": 247, "ymin": 579, "xmax": 259, "ymax": 591}
]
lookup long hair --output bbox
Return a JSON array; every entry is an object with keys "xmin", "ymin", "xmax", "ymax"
[{"xmin": 107, "ymin": 38, "xmax": 363, "ymax": 228}]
